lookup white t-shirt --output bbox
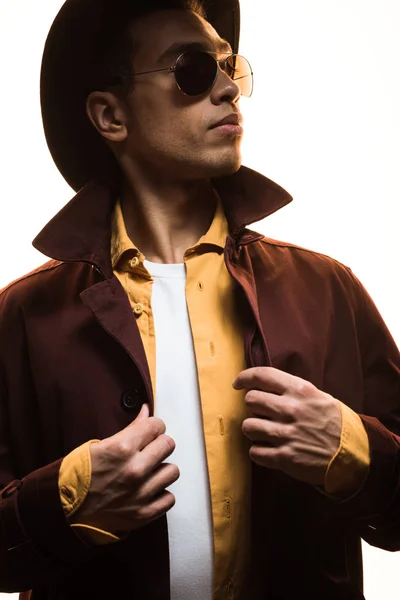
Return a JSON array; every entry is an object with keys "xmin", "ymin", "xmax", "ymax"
[{"xmin": 144, "ymin": 259, "xmax": 214, "ymax": 600}]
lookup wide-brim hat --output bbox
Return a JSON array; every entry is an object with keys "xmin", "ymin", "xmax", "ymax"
[{"xmin": 40, "ymin": 0, "xmax": 240, "ymax": 192}]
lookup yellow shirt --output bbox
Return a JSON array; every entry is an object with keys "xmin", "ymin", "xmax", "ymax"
[{"xmin": 59, "ymin": 197, "xmax": 370, "ymax": 598}]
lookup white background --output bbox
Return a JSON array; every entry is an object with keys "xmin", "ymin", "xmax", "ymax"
[{"xmin": 0, "ymin": 0, "xmax": 399, "ymax": 598}]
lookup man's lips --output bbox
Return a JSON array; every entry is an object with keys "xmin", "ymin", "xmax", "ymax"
[
  {"xmin": 209, "ymin": 113, "xmax": 244, "ymax": 136},
  {"xmin": 210, "ymin": 113, "xmax": 243, "ymax": 129}
]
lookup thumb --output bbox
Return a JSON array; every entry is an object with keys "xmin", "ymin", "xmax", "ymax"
[{"xmin": 133, "ymin": 402, "xmax": 150, "ymax": 423}]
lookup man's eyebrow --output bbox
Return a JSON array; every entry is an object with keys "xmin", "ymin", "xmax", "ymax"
[{"xmin": 157, "ymin": 40, "xmax": 232, "ymax": 64}]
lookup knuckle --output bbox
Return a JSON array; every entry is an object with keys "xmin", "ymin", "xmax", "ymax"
[
  {"xmin": 136, "ymin": 504, "xmax": 153, "ymax": 522},
  {"xmin": 128, "ymin": 460, "xmax": 146, "ymax": 482},
  {"xmin": 112, "ymin": 438, "xmax": 132, "ymax": 459},
  {"xmin": 242, "ymin": 368, "xmax": 262, "ymax": 389},
  {"xmin": 281, "ymin": 445, "xmax": 295, "ymax": 464},
  {"xmin": 245, "ymin": 390, "xmax": 257, "ymax": 404},
  {"xmin": 168, "ymin": 464, "xmax": 180, "ymax": 483},
  {"xmin": 249, "ymin": 444, "xmax": 258, "ymax": 459},
  {"xmin": 273, "ymin": 426, "xmax": 285, "ymax": 443},
  {"xmin": 286, "ymin": 400, "xmax": 300, "ymax": 420},
  {"xmin": 160, "ymin": 434, "xmax": 176, "ymax": 455},
  {"xmin": 285, "ymin": 423, "xmax": 297, "ymax": 440},
  {"xmin": 253, "ymin": 366, "xmax": 265, "ymax": 378},
  {"xmin": 135, "ymin": 486, "xmax": 150, "ymax": 504},
  {"xmin": 242, "ymin": 418, "xmax": 256, "ymax": 436},
  {"xmin": 296, "ymin": 380, "xmax": 314, "ymax": 398},
  {"xmin": 148, "ymin": 417, "xmax": 166, "ymax": 436},
  {"xmin": 245, "ymin": 390, "xmax": 262, "ymax": 409},
  {"xmin": 165, "ymin": 491, "xmax": 176, "ymax": 510},
  {"xmin": 140, "ymin": 492, "xmax": 176, "ymax": 522}
]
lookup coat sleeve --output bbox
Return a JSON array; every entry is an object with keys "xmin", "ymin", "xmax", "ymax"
[
  {"xmin": 0, "ymin": 458, "xmax": 106, "ymax": 592},
  {"xmin": 0, "ymin": 288, "xmax": 105, "ymax": 593},
  {"xmin": 329, "ymin": 269, "xmax": 400, "ymax": 551}
]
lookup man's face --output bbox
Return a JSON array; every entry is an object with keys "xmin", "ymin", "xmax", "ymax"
[{"xmin": 120, "ymin": 9, "xmax": 244, "ymax": 180}]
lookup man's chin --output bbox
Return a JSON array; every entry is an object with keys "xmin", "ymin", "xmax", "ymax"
[
  {"xmin": 219, "ymin": 161, "xmax": 242, "ymax": 176},
  {"xmin": 206, "ymin": 154, "xmax": 242, "ymax": 178},
  {"xmin": 156, "ymin": 151, "xmax": 242, "ymax": 181},
  {"xmin": 210, "ymin": 163, "xmax": 242, "ymax": 181}
]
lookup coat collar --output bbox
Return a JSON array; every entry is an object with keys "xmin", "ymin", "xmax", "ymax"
[{"xmin": 32, "ymin": 165, "xmax": 292, "ymax": 279}]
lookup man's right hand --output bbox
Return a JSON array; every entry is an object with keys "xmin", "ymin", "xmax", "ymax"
[{"xmin": 74, "ymin": 403, "xmax": 179, "ymax": 535}]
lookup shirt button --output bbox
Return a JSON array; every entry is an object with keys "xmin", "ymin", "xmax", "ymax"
[
  {"xmin": 129, "ymin": 256, "xmax": 139, "ymax": 269},
  {"xmin": 133, "ymin": 303, "xmax": 144, "ymax": 316}
]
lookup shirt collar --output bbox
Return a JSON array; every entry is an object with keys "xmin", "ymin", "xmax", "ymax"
[
  {"xmin": 110, "ymin": 200, "xmax": 138, "ymax": 269},
  {"xmin": 32, "ymin": 166, "xmax": 293, "ymax": 279},
  {"xmin": 111, "ymin": 193, "xmax": 229, "ymax": 270}
]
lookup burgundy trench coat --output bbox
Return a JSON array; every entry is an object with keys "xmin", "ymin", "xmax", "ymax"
[{"xmin": 0, "ymin": 167, "xmax": 400, "ymax": 600}]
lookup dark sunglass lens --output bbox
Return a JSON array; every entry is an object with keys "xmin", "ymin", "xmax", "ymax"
[{"xmin": 175, "ymin": 52, "xmax": 217, "ymax": 96}]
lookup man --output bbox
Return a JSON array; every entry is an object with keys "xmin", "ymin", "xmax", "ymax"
[{"xmin": 0, "ymin": 0, "xmax": 399, "ymax": 599}]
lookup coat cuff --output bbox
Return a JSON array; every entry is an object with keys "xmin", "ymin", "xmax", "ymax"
[{"xmin": 16, "ymin": 459, "xmax": 103, "ymax": 561}]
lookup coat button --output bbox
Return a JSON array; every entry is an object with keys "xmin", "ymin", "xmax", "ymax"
[{"xmin": 121, "ymin": 389, "xmax": 142, "ymax": 415}]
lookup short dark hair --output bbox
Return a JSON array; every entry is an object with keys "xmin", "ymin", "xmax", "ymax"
[{"xmin": 90, "ymin": 0, "xmax": 207, "ymax": 94}]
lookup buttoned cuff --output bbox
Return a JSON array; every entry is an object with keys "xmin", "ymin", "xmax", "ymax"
[
  {"xmin": 58, "ymin": 440, "xmax": 124, "ymax": 546},
  {"xmin": 324, "ymin": 402, "xmax": 370, "ymax": 496},
  {"xmin": 58, "ymin": 440, "xmax": 100, "ymax": 518}
]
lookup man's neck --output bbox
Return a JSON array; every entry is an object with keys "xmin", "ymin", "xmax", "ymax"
[{"xmin": 120, "ymin": 173, "xmax": 218, "ymax": 264}]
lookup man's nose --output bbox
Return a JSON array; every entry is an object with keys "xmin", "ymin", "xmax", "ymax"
[{"xmin": 210, "ymin": 66, "xmax": 241, "ymax": 104}]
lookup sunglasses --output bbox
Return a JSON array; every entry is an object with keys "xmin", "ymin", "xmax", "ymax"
[{"xmin": 126, "ymin": 51, "xmax": 254, "ymax": 98}]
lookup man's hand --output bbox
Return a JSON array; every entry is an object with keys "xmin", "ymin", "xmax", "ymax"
[
  {"xmin": 233, "ymin": 367, "xmax": 342, "ymax": 486},
  {"xmin": 74, "ymin": 404, "xmax": 179, "ymax": 535}
]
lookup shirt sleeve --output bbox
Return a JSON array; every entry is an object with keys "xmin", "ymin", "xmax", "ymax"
[
  {"xmin": 324, "ymin": 401, "xmax": 370, "ymax": 496},
  {"xmin": 58, "ymin": 440, "xmax": 121, "ymax": 545}
]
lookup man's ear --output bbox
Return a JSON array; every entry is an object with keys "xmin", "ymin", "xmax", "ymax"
[{"xmin": 86, "ymin": 91, "xmax": 128, "ymax": 143}]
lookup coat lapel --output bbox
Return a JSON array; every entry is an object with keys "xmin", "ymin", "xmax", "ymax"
[
  {"xmin": 224, "ymin": 237, "xmax": 271, "ymax": 369},
  {"xmin": 80, "ymin": 275, "xmax": 154, "ymax": 407}
]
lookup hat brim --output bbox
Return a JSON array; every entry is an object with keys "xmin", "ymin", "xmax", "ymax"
[{"xmin": 40, "ymin": 0, "xmax": 240, "ymax": 192}]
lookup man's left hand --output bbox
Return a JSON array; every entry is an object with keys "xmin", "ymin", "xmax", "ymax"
[{"xmin": 233, "ymin": 367, "xmax": 342, "ymax": 486}]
